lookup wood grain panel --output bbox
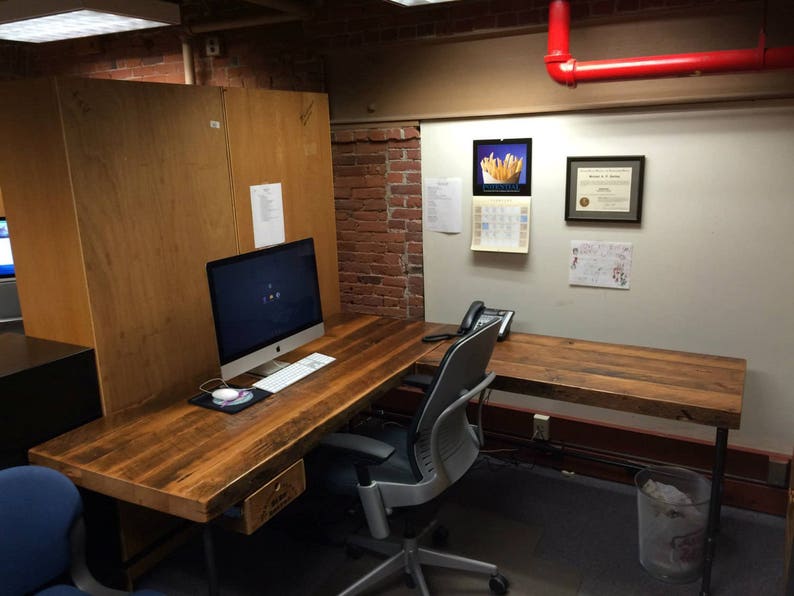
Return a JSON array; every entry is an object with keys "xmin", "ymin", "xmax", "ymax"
[
  {"xmin": 55, "ymin": 78, "xmax": 237, "ymax": 413},
  {"xmin": 0, "ymin": 78, "xmax": 94, "ymax": 347},
  {"xmin": 223, "ymin": 88, "xmax": 340, "ymax": 317},
  {"xmin": 29, "ymin": 314, "xmax": 445, "ymax": 522},
  {"xmin": 417, "ymin": 331, "xmax": 744, "ymax": 428}
]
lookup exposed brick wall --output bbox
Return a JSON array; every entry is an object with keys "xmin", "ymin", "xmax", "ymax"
[{"xmin": 332, "ymin": 127, "xmax": 424, "ymax": 319}]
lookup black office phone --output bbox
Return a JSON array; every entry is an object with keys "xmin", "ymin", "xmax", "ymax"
[{"xmin": 423, "ymin": 300, "xmax": 515, "ymax": 343}]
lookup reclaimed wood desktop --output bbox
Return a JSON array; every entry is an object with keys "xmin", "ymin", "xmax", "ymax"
[
  {"xmin": 417, "ymin": 331, "xmax": 745, "ymax": 596},
  {"xmin": 29, "ymin": 315, "xmax": 444, "ymax": 523},
  {"xmin": 28, "ymin": 314, "xmax": 444, "ymax": 593}
]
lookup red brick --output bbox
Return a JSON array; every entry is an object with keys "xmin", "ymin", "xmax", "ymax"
[
  {"xmin": 390, "ymin": 139, "xmax": 420, "ymax": 150},
  {"xmin": 390, "ymin": 160, "xmax": 421, "ymax": 172},
  {"xmin": 363, "ymin": 199, "xmax": 388, "ymax": 210},
  {"xmin": 352, "ymin": 211, "xmax": 387, "ymax": 222},
  {"xmin": 386, "ymin": 173, "xmax": 404, "ymax": 184},
  {"xmin": 371, "ymin": 264, "xmax": 405, "ymax": 277},
  {"xmin": 352, "ymin": 187, "xmax": 386, "ymax": 200},
  {"xmin": 382, "ymin": 276, "xmax": 407, "ymax": 288},
  {"xmin": 356, "ymin": 220, "xmax": 389, "ymax": 233},
  {"xmin": 356, "ymin": 155, "xmax": 387, "ymax": 166},
  {"xmin": 391, "ymin": 208, "xmax": 421, "ymax": 220},
  {"xmin": 390, "ymin": 184, "xmax": 421, "ymax": 196}
]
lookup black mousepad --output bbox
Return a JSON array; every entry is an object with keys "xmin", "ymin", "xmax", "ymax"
[{"xmin": 189, "ymin": 387, "xmax": 272, "ymax": 414}]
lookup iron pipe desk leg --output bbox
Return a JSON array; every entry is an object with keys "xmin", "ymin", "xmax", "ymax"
[
  {"xmin": 203, "ymin": 524, "xmax": 219, "ymax": 596},
  {"xmin": 700, "ymin": 427, "xmax": 728, "ymax": 596}
]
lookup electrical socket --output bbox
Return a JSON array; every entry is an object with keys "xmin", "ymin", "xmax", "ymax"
[
  {"xmin": 204, "ymin": 36, "xmax": 222, "ymax": 57},
  {"xmin": 533, "ymin": 414, "xmax": 550, "ymax": 441}
]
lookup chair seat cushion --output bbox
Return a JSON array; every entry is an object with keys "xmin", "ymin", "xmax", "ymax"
[{"xmin": 317, "ymin": 421, "xmax": 417, "ymax": 495}]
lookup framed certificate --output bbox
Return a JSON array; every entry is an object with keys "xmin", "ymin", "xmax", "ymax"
[{"xmin": 565, "ymin": 156, "xmax": 645, "ymax": 222}]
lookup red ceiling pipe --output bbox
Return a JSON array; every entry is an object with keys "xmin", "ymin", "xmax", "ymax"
[{"xmin": 544, "ymin": 0, "xmax": 794, "ymax": 87}]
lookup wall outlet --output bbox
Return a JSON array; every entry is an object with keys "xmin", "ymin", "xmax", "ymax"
[
  {"xmin": 533, "ymin": 414, "xmax": 550, "ymax": 441},
  {"xmin": 205, "ymin": 36, "xmax": 222, "ymax": 57}
]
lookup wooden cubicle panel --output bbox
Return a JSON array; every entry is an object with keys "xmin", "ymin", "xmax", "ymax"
[
  {"xmin": 0, "ymin": 77, "xmax": 237, "ymax": 414},
  {"xmin": 223, "ymin": 88, "xmax": 341, "ymax": 317},
  {"xmin": 55, "ymin": 78, "xmax": 238, "ymax": 413},
  {"xmin": 0, "ymin": 78, "xmax": 95, "ymax": 347}
]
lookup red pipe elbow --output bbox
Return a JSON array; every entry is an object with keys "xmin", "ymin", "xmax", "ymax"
[{"xmin": 544, "ymin": 0, "xmax": 794, "ymax": 87}]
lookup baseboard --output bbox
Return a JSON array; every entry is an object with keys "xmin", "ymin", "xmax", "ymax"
[{"xmin": 373, "ymin": 389, "xmax": 789, "ymax": 516}]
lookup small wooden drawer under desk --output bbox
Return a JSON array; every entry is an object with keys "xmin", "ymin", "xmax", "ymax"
[{"xmin": 218, "ymin": 460, "xmax": 306, "ymax": 535}]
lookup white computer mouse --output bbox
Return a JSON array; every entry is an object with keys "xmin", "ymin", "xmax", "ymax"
[{"xmin": 212, "ymin": 387, "xmax": 242, "ymax": 401}]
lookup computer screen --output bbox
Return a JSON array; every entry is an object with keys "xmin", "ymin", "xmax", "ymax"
[
  {"xmin": 0, "ymin": 218, "xmax": 14, "ymax": 279},
  {"xmin": 206, "ymin": 238, "xmax": 324, "ymax": 380}
]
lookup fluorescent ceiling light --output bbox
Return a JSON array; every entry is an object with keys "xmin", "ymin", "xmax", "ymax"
[
  {"xmin": 387, "ymin": 0, "xmax": 460, "ymax": 5},
  {"xmin": 0, "ymin": 0, "xmax": 180, "ymax": 43}
]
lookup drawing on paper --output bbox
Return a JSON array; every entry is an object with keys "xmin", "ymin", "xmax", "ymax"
[{"xmin": 568, "ymin": 240, "xmax": 633, "ymax": 289}]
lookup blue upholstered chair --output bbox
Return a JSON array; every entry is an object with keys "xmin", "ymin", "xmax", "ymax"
[
  {"xmin": 315, "ymin": 319, "xmax": 509, "ymax": 596},
  {"xmin": 0, "ymin": 465, "xmax": 164, "ymax": 596}
]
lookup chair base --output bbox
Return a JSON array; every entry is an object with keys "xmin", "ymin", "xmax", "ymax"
[{"xmin": 338, "ymin": 522, "xmax": 506, "ymax": 596}]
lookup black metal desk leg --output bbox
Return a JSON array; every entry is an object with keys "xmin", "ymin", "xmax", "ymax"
[
  {"xmin": 700, "ymin": 427, "xmax": 728, "ymax": 596},
  {"xmin": 203, "ymin": 524, "xmax": 220, "ymax": 596}
]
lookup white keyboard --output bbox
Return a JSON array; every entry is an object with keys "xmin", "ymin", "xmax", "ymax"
[{"xmin": 253, "ymin": 352, "xmax": 335, "ymax": 394}]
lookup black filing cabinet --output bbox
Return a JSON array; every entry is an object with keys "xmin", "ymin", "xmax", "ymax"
[{"xmin": 0, "ymin": 331, "xmax": 102, "ymax": 469}]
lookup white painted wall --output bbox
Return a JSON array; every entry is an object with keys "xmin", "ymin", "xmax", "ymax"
[{"xmin": 421, "ymin": 100, "xmax": 794, "ymax": 455}]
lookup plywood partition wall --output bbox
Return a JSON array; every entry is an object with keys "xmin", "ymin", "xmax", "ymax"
[
  {"xmin": 0, "ymin": 78, "xmax": 238, "ymax": 414},
  {"xmin": 0, "ymin": 78, "xmax": 95, "ymax": 347},
  {"xmin": 223, "ymin": 88, "xmax": 341, "ymax": 317}
]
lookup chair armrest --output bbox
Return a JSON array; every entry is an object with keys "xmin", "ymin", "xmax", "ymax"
[
  {"xmin": 402, "ymin": 374, "xmax": 433, "ymax": 390},
  {"xmin": 319, "ymin": 433, "xmax": 395, "ymax": 464}
]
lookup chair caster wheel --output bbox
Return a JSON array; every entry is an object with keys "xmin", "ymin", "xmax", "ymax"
[
  {"xmin": 489, "ymin": 573, "xmax": 509, "ymax": 594},
  {"xmin": 432, "ymin": 525, "xmax": 449, "ymax": 547}
]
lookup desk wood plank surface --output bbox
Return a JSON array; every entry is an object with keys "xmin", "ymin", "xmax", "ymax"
[
  {"xmin": 417, "ymin": 331, "xmax": 744, "ymax": 429},
  {"xmin": 29, "ymin": 315, "xmax": 444, "ymax": 523}
]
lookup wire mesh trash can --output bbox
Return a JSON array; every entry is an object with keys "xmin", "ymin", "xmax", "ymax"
[{"xmin": 635, "ymin": 465, "xmax": 711, "ymax": 583}]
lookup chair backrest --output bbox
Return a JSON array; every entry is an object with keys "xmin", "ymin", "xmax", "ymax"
[
  {"xmin": 406, "ymin": 319, "xmax": 500, "ymax": 484},
  {"xmin": 0, "ymin": 465, "xmax": 83, "ymax": 595}
]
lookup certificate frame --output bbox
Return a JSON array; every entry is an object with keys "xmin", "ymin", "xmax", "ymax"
[
  {"xmin": 473, "ymin": 138, "xmax": 531, "ymax": 196},
  {"xmin": 565, "ymin": 155, "xmax": 645, "ymax": 222}
]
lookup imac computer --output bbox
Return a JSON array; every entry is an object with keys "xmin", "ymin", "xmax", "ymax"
[
  {"xmin": 0, "ymin": 218, "xmax": 14, "ymax": 279},
  {"xmin": 206, "ymin": 238, "xmax": 324, "ymax": 380},
  {"xmin": 0, "ymin": 217, "xmax": 21, "ymax": 322}
]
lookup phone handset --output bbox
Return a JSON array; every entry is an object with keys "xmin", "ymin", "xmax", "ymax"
[
  {"xmin": 422, "ymin": 300, "xmax": 515, "ymax": 343},
  {"xmin": 457, "ymin": 300, "xmax": 485, "ymax": 334}
]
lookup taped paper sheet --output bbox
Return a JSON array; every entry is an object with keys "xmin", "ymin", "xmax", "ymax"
[
  {"xmin": 250, "ymin": 183, "xmax": 285, "ymax": 248},
  {"xmin": 424, "ymin": 177, "xmax": 462, "ymax": 233}
]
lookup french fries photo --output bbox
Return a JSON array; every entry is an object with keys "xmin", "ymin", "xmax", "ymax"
[{"xmin": 481, "ymin": 151, "xmax": 523, "ymax": 184}]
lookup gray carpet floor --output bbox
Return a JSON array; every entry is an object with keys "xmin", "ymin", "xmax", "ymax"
[{"xmin": 137, "ymin": 456, "xmax": 786, "ymax": 595}]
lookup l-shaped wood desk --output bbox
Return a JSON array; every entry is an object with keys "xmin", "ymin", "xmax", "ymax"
[{"xmin": 30, "ymin": 313, "xmax": 744, "ymax": 596}]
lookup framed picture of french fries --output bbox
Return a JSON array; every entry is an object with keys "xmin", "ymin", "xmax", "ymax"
[
  {"xmin": 473, "ymin": 138, "xmax": 531, "ymax": 196},
  {"xmin": 565, "ymin": 155, "xmax": 645, "ymax": 222}
]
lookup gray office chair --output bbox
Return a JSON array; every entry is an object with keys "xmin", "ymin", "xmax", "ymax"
[{"xmin": 317, "ymin": 319, "xmax": 508, "ymax": 596}]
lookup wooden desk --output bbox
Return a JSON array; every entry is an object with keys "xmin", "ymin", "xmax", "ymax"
[
  {"xmin": 418, "ymin": 331, "xmax": 745, "ymax": 596},
  {"xmin": 416, "ymin": 331, "xmax": 744, "ymax": 429},
  {"xmin": 30, "ymin": 319, "xmax": 745, "ymax": 595},
  {"xmin": 29, "ymin": 314, "xmax": 443, "ymax": 524}
]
